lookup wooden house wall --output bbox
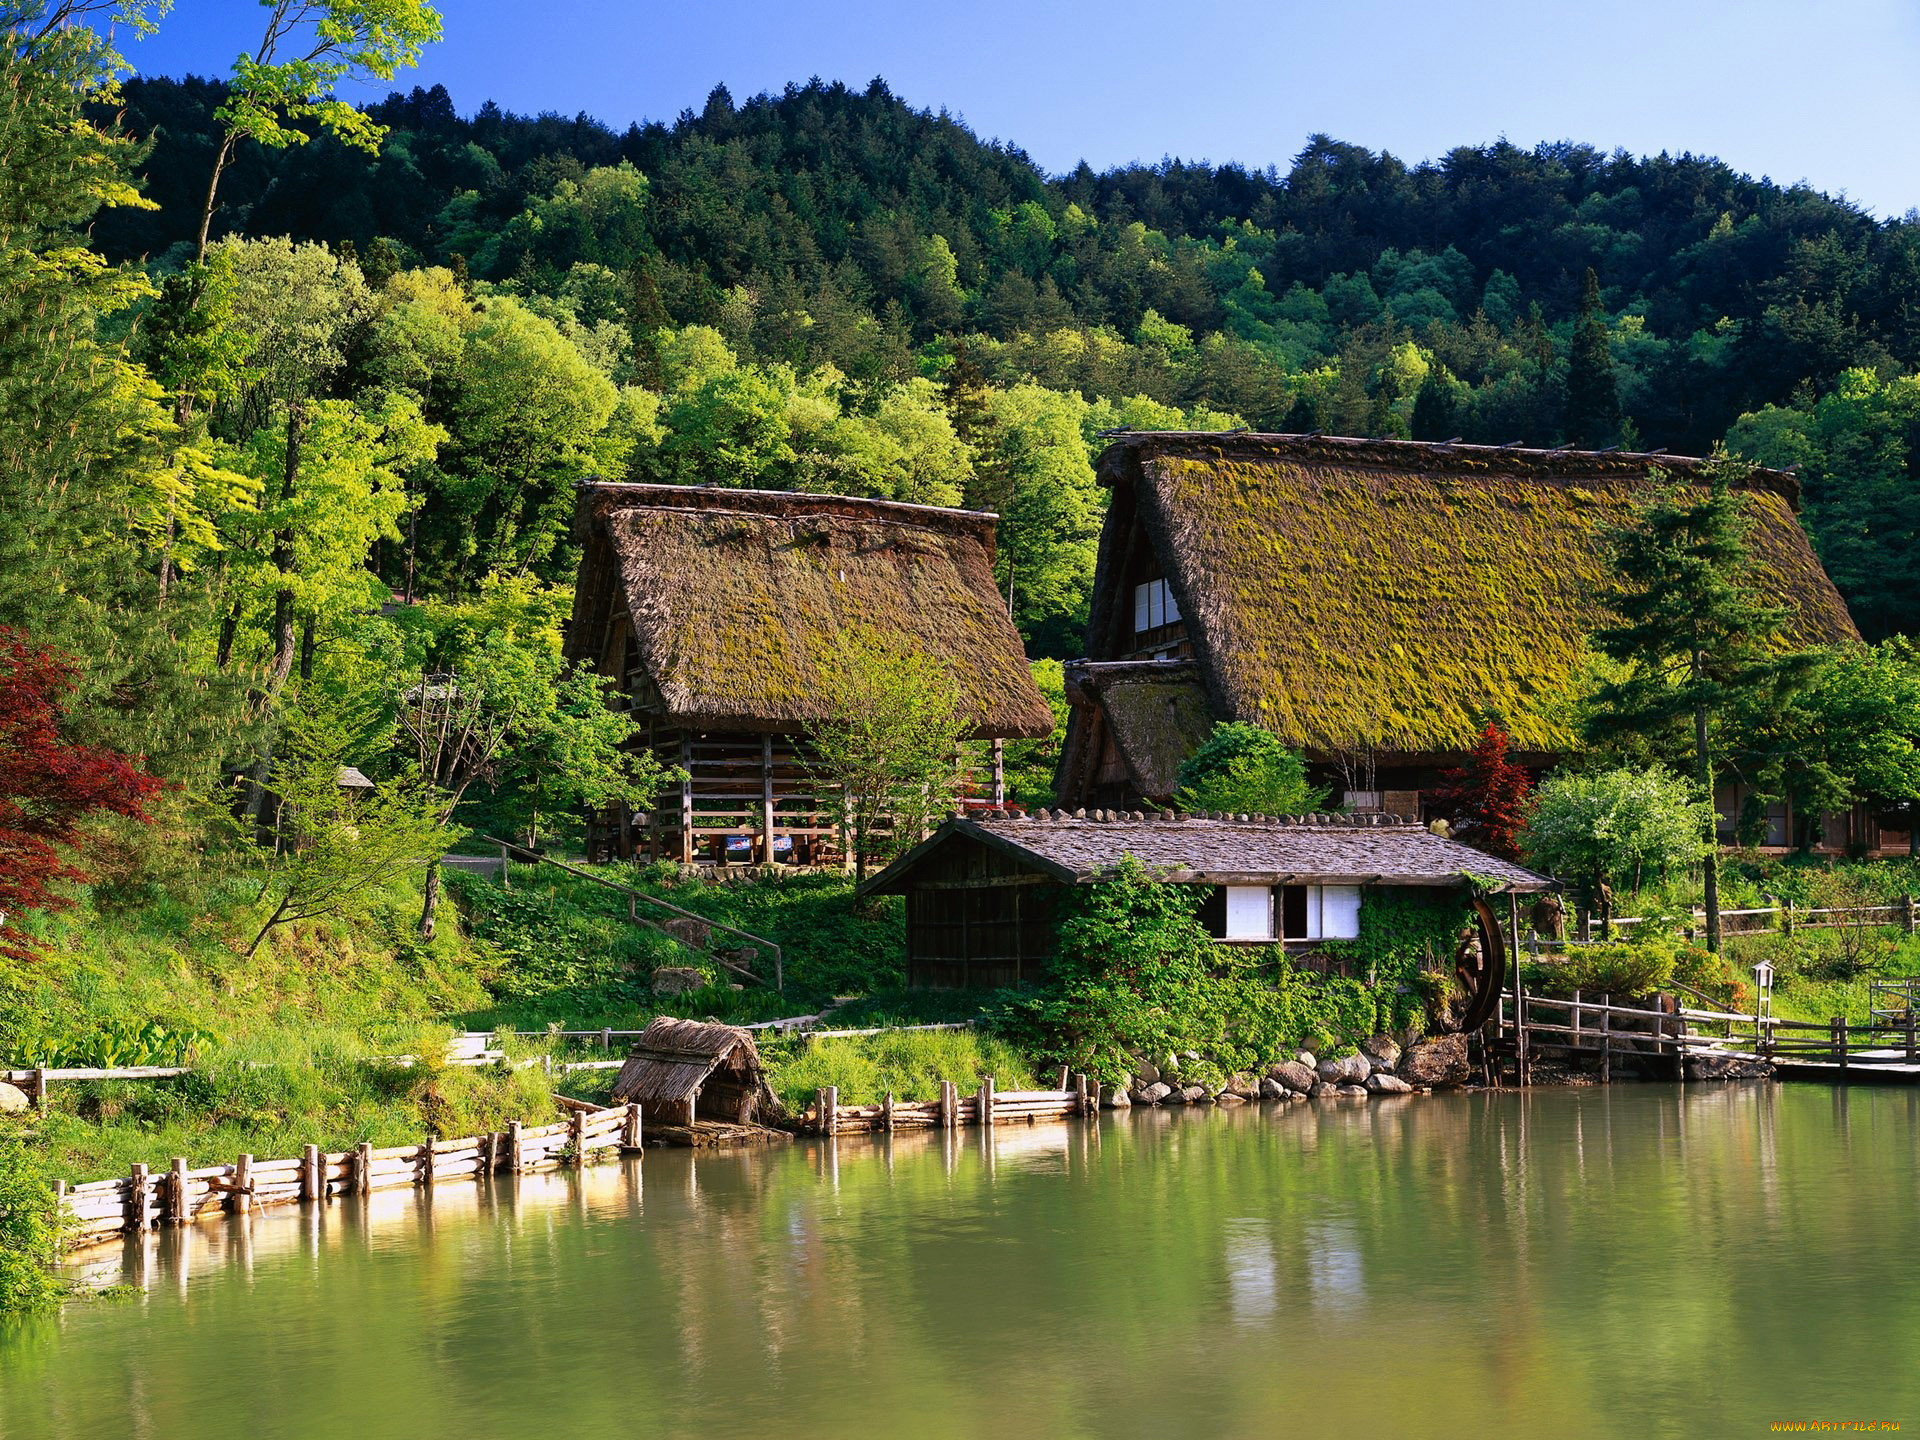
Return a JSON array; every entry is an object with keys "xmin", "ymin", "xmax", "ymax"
[{"xmin": 900, "ymin": 835, "xmax": 1060, "ymax": 989}]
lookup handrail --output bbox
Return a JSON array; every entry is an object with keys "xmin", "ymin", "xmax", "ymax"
[{"xmin": 477, "ymin": 838, "xmax": 782, "ymax": 992}]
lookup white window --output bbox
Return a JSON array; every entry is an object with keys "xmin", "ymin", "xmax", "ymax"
[
  {"xmin": 1320, "ymin": 885, "xmax": 1362, "ymax": 940},
  {"xmin": 1344, "ymin": 790, "xmax": 1382, "ymax": 812},
  {"xmin": 1282, "ymin": 884, "xmax": 1363, "ymax": 941},
  {"xmin": 1132, "ymin": 578, "xmax": 1181, "ymax": 634},
  {"xmin": 1224, "ymin": 885, "xmax": 1275, "ymax": 941}
]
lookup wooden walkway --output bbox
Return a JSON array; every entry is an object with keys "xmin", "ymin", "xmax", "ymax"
[{"xmin": 1493, "ymin": 981, "xmax": 1920, "ymax": 1086}]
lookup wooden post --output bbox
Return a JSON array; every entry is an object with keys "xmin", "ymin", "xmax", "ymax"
[
  {"xmin": 1513, "ymin": 970, "xmax": 1528, "ymax": 1087},
  {"xmin": 302, "ymin": 1144, "xmax": 321, "ymax": 1204},
  {"xmin": 128, "ymin": 1163, "xmax": 150, "ymax": 1234},
  {"xmin": 600, "ymin": 1027, "xmax": 613, "ymax": 1052},
  {"xmin": 820, "ymin": 1085, "xmax": 838, "ymax": 1137},
  {"xmin": 991, "ymin": 737, "xmax": 1006, "ymax": 806},
  {"xmin": 939, "ymin": 1079, "xmax": 955, "ymax": 1131},
  {"xmin": 499, "ymin": 842, "xmax": 511, "ymax": 888},
  {"xmin": 1599, "ymin": 995, "xmax": 1611, "ymax": 1085},
  {"xmin": 882, "ymin": 1091, "xmax": 894, "ymax": 1134},
  {"xmin": 623, "ymin": 1102, "xmax": 643, "ymax": 1151},
  {"xmin": 232, "ymin": 1153, "xmax": 252, "ymax": 1216},
  {"xmin": 356, "ymin": 1141, "xmax": 373, "ymax": 1195},
  {"xmin": 760, "ymin": 734, "xmax": 777, "ymax": 864},
  {"xmin": 1833, "ymin": 1016, "xmax": 1848, "ymax": 1074},
  {"xmin": 504, "ymin": 1121, "xmax": 522, "ymax": 1173},
  {"xmin": 1054, "ymin": 1064, "xmax": 1070, "ymax": 1091},
  {"xmin": 1904, "ymin": 894, "xmax": 1918, "ymax": 936},
  {"xmin": 421, "ymin": 1133, "xmax": 437, "ymax": 1186},
  {"xmin": 678, "ymin": 734, "xmax": 695, "ymax": 866},
  {"xmin": 27, "ymin": 1065, "xmax": 45, "ymax": 1110},
  {"xmin": 979, "ymin": 1075, "xmax": 994, "ymax": 1128},
  {"xmin": 1571, "ymin": 989, "xmax": 1582, "ymax": 1049},
  {"xmin": 169, "ymin": 1157, "xmax": 188, "ymax": 1224},
  {"xmin": 1074, "ymin": 1072, "xmax": 1090, "ymax": 1116},
  {"xmin": 1905, "ymin": 1012, "xmax": 1916, "ymax": 1063},
  {"xmin": 54, "ymin": 1180, "xmax": 67, "ymax": 1233},
  {"xmin": 569, "ymin": 1108, "xmax": 586, "ymax": 1166}
]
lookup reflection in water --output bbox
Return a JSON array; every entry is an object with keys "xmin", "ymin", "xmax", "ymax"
[{"xmin": 5, "ymin": 1086, "xmax": 1920, "ymax": 1440}]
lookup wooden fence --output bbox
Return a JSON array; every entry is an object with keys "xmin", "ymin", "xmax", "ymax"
[
  {"xmin": 813, "ymin": 1072, "xmax": 1095, "ymax": 1135},
  {"xmin": 55, "ymin": 1100, "xmax": 643, "ymax": 1249},
  {"xmin": 1580, "ymin": 895, "xmax": 1919, "ymax": 942}
]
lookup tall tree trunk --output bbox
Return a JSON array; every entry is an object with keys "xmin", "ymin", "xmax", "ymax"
[
  {"xmin": 1696, "ymin": 695, "xmax": 1722, "ymax": 953},
  {"xmin": 298, "ymin": 615, "xmax": 315, "ymax": 682},
  {"xmin": 196, "ymin": 133, "xmax": 237, "ymax": 261},
  {"xmin": 245, "ymin": 403, "xmax": 306, "ymax": 836},
  {"xmin": 418, "ymin": 857, "xmax": 442, "ymax": 941},
  {"xmin": 215, "ymin": 604, "xmax": 241, "ymax": 669}
]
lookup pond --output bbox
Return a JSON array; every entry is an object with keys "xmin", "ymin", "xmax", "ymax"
[{"xmin": 4, "ymin": 1085, "xmax": 1918, "ymax": 1438}]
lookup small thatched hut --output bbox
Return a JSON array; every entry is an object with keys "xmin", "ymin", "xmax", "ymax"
[
  {"xmin": 610, "ymin": 1017, "xmax": 782, "ymax": 1128},
  {"xmin": 566, "ymin": 482, "xmax": 1055, "ymax": 866},
  {"xmin": 1055, "ymin": 433, "xmax": 1888, "ymax": 848}
]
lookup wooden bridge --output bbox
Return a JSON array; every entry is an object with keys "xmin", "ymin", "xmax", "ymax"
[{"xmin": 1491, "ymin": 976, "xmax": 1920, "ymax": 1085}]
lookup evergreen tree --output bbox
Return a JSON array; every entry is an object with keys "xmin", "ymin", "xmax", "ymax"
[
  {"xmin": 1565, "ymin": 268, "xmax": 1621, "ymax": 447},
  {"xmin": 1409, "ymin": 368, "xmax": 1462, "ymax": 441},
  {"xmin": 1584, "ymin": 453, "xmax": 1813, "ymax": 949}
]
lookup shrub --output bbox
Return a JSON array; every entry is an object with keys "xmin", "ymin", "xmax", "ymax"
[
  {"xmin": 1521, "ymin": 765, "xmax": 1713, "ymax": 892},
  {"xmin": 1521, "ymin": 936, "xmax": 1680, "ymax": 997},
  {"xmin": 1176, "ymin": 723, "xmax": 1326, "ymax": 815},
  {"xmin": 0, "ymin": 1130, "xmax": 65, "ymax": 1316}
]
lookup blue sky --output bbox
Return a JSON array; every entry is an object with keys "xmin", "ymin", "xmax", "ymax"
[{"xmin": 115, "ymin": 0, "xmax": 1920, "ymax": 217}]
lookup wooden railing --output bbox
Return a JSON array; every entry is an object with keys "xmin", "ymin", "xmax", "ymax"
[
  {"xmin": 1563, "ymin": 895, "xmax": 1919, "ymax": 943},
  {"xmin": 479, "ymin": 837, "xmax": 784, "ymax": 991},
  {"xmin": 55, "ymin": 1100, "xmax": 644, "ymax": 1249}
]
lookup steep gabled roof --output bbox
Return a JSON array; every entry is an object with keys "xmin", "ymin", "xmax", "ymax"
[
  {"xmin": 861, "ymin": 810, "xmax": 1553, "ymax": 893},
  {"xmin": 1088, "ymin": 433, "xmax": 1858, "ymax": 755},
  {"xmin": 569, "ymin": 483, "xmax": 1054, "ymax": 737},
  {"xmin": 610, "ymin": 1017, "xmax": 768, "ymax": 1108}
]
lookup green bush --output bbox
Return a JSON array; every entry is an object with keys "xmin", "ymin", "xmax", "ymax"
[
  {"xmin": 1176, "ymin": 722, "xmax": 1326, "ymax": 815},
  {"xmin": 0, "ymin": 1129, "xmax": 65, "ymax": 1316},
  {"xmin": 761, "ymin": 1030, "xmax": 1038, "ymax": 1110},
  {"xmin": 1521, "ymin": 936, "xmax": 1681, "ymax": 997}
]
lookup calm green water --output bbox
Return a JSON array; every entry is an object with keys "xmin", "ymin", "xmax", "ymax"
[{"xmin": 4, "ymin": 1086, "xmax": 1918, "ymax": 1439}]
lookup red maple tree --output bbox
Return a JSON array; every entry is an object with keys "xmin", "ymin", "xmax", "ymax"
[
  {"xmin": 1431, "ymin": 721, "xmax": 1533, "ymax": 861},
  {"xmin": 0, "ymin": 630, "xmax": 162, "ymax": 961}
]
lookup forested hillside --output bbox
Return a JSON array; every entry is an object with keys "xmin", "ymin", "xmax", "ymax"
[{"xmin": 93, "ymin": 74, "xmax": 1920, "ymax": 642}]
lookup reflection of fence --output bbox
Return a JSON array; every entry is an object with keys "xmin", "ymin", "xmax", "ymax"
[
  {"xmin": 57, "ymin": 1101, "xmax": 643, "ymax": 1249},
  {"xmin": 813, "ymin": 1074, "xmax": 1095, "ymax": 1135}
]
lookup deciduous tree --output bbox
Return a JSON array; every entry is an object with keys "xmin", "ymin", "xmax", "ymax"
[{"xmin": 0, "ymin": 632, "xmax": 161, "ymax": 962}]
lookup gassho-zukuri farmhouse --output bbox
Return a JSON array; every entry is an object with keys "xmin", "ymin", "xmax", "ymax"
[{"xmin": 1053, "ymin": 432, "xmax": 1887, "ymax": 853}]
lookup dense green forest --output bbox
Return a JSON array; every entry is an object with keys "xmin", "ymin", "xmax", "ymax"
[{"xmin": 87, "ymin": 73, "xmax": 1920, "ymax": 641}]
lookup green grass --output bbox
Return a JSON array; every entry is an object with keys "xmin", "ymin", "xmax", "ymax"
[{"xmin": 756, "ymin": 1029, "xmax": 1040, "ymax": 1111}]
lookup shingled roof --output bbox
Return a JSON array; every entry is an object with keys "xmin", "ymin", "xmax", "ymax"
[
  {"xmin": 568, "ymin": 483, "xmax": 1054, "ymax": 737},
  {"xmin": 861, "ymin": 809, "xmax": 1553, "ymax": 894},
  {"xmin": 1087, "ymin": 433, "xmax": 1858, "ymax": 755}
]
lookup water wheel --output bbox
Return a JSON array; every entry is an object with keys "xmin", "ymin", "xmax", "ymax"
[{"xmin": 1451, "ymin": 895, "xmax": 1508, "ymax": 1032}]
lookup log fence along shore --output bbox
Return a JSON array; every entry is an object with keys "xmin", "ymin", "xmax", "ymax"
[{"xmin": 55, "ymin": 1100, "xmax": 645, "ymax": 1251}]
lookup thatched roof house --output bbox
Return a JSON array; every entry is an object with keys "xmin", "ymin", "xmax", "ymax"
[
  {"xmin": 861, "ymin": 808, "xmax": 1550, "ymax": 1023},
  {"xmin": 567, "ymin": 483, "xmax": 1053, "ymax": 865},
  {"xmin": 610, "ymin": 1017, "xmax": 782, "ymax": 1128},
  {"xmin": 1057, "ymin": 433, "xmax": 1858, "ymax": 814}
]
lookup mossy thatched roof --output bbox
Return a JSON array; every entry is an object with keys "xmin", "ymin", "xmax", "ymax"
[
  {"xmin": 574, "ymin": 484, "xmax": 1054, "ymax": 737},
  {"xmin": 1090, "ymin": 434, "xmax": 1858, "ymax": 755}
]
